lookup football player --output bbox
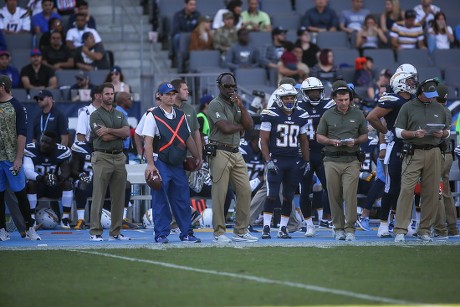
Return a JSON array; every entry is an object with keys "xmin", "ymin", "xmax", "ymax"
[
  {"xmin": 70, "ymin": 140, "xmax": 136, "ymax": 230},
  {"xmin": 366, "ymin": 70, "xmax": 418, "ymax": 238},
  {"xmin": 23, "ymin": 130, "xmax": 73, "ymax": 229},
  {"xmin": 259, "ymin": 84, "xmax": 310, "ymax": 239},
  {"xmin": 297, "ymin": 77, "xmax": 335, "ymax": 235}
]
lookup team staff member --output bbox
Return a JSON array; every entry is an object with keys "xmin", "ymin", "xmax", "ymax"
[
  {"xmin": 316, "ymin": 80, "xmax": 368, "ymax": 241},
  {"xmin": 89, "ymin": 82, "xmax": 130, "ymax": 241},
  {"xmin": 393, "ymin": 79, "xmax": 449, "ymax": 243},
  {"xmin": 143, "ymin": 83, "xmax": 202, "ymax": 244},
  {"xmin": 207, "ymin": 72, "xmax": 258, "ymax": 243}
]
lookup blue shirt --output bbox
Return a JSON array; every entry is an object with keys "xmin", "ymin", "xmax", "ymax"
[
  {"xmin": 115, "ymin": 106, "xmax": 130, "ymax": 149},
  {"xmin": 32, "ymin": 12, "xmax": 62, "ymax": 33},
  {"xmin": 301, "ymin": 6, "xmax": 339, "ymax": 30},
  {"xmin": 0, "ymin": 66, "xmax": 20, "ymax": 89}
]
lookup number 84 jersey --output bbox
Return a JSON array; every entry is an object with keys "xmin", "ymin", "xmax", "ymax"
[{"xmin": 260, "ymin": 106, "xmax": 309, "ymax": 157}]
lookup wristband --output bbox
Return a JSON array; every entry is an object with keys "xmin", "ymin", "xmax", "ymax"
[{"xmin": 379, "ymin": 144, "xmax": 387, "ymax": 151}]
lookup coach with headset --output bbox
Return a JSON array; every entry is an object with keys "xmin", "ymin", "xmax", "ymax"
[
  {"xmin": 206, "ymin": 72, "xmax": 258, "ymax": 243},
  {"xmin": 393, "ymin": 78, "xmax": 450, "ymax": 243}
]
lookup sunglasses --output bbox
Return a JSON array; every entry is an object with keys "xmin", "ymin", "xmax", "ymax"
[
  {"xmin": 221, "ymin": 84, "xmax": 236, "ymax": 89},
  {"xmin": 76, "ymin": 77, "xmax": 84, "ymax": 81}
]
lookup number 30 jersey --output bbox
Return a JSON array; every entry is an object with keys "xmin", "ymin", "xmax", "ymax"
[{"xmin": 260, "ymin": 106, "xmax": 309, "ymax": 158}]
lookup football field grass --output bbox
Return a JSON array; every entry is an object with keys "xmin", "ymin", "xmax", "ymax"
[{"xmin": 2, "ymin": 245, "xmax": 460, "ymax": 307}]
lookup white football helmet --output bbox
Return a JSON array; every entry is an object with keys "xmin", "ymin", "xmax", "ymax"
[
  {"xmin": 188, "ymin": 168, "xmax": 209, "ymax": 193},
  {"xmin": 101, "ymin": 209, "xmax": 111, "ymax": 229},
  {"xmin": 275, "ymin": 84, "xmax": 298, "ymax": 111},
  {"xmin": 142, "ymin": 208, "xmax": 154, "ymax": 229},
  {"xmin": 200, "ymin": 208, "xmax": 213, "ymax": 228},
  {"xmin": 396, "ymin": 63, "xmax": 418, "ymax": 79},
  {"xmin": 301, "ymin": 77, "xmax": 324, "ymax": 105},
  {"xmin": 390, "ymin": 72, "xmax": 418, "ymax": 95},
  {"xmin": 35, "ymin": 208, "xmax": 59, "ymax": 229}
]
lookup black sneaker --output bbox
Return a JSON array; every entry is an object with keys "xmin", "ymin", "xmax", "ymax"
[
  {"xmin": 60, "ymin": 218, "xmax": 71, "ymax": 229},
  {"xmin": 261, "ymin": 225, "xmax": 271, "ymax": 239},
  {"xmin": 319, "ymin": 220, "xmax": 332, "ymax": 228},
  {"xmin": 277, "ymin": 226, "xmax": 292, "ymax": 239}
]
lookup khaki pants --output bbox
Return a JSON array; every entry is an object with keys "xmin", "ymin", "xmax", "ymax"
[
  {"xmin": 434, "ymin": 154, "xmax": 458, "ymax": 235},
  {"xmin": 394, "ymin": 148, "xmax": 442, "ymax": 236},
  {"xmin": 210, "ymin": 150, "xmax": 251, "ymax": 236},
  {"xmin": 90, "ymin": 151, "xmax": 127, "ymax": 236},
  {"xmin": 324, "ymin": 160, "xmax": 361, "ymax": 233}
]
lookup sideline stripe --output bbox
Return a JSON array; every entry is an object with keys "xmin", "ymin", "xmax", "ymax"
[{"xmin": 75, "ymin": 250, "xmax": 424, "ymax": 305}]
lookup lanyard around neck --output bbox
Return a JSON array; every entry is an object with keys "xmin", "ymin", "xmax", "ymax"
[{"xmin": 40, "ymin": 113, "xmax": 51, "ymax": 133}]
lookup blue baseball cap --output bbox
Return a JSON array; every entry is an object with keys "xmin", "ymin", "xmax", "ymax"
[
  {"xmin": 158, "ymin": 83, "xmax": 177, "ymax": 95},
  {"xmin": 200, "ymin": 94, "xmax": 214, "ymax": 105}
]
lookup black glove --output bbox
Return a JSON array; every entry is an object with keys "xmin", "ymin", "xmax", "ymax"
[
  {"xmin": 266, "ymin": 160, "xmax": 278, "ymax": 175},
  {"xmin": 301, "ymin": 161, "xmax": 310, "ymax": 176},
  {"xmin": 78, "ymin": 172, "xmax": 92, "ymax": 183},
  {"xmin": 44, "ymin": 173, "xmax": 58, "ymax": 187}
]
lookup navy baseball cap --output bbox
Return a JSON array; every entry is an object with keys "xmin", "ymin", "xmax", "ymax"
[{"xmin": 34, "ymin": 89, "xmax": 53, "ymax": 100}]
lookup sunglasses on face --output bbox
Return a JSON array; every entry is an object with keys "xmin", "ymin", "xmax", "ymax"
[
  {"xmin": 76, "ymin": 77, "xmax": 84, "ymax": 81},
  {"xmin": 221, "ymin": 84, "xmax": 236, "ymax": 89}
]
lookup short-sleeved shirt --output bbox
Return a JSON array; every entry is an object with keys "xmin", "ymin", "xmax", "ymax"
[
  {"xmin": 390, "ymin": 21, "xmax": 424, "ymax": 49},
  {"xmin": 301, "ymin": 6, "xmax": 339, "ymax": 30},
  {"xmin": 33, "ymin": 106, "xmax": 69, "ymax": 143},
  {"xmin": 66, "ymin": 26, "xmax": 102, "ymax": 48},
  {"xmin": 90, "ymin": 106, "xmax": 128, "ymax": 151},
  {"xmin": 0, "ymin": 97, "xmax": 28, "ymax": 162},
  {"xmin": 0, "ymin": 6, "xmax": 31, "ymax": 32},
  {"xmin": 20, "ymin": 64, "xmax": 56, "ymax": 88},
  {"xmin": 317, "ymin": 105, "xmax": 368, "ymax": 162},
  {"xmin": 241, "ymin": 10, "xmax": 271, "ymax": 31},
  {"xmin": 141, "ymin": 107, "xmax": 191, "ymax": 138},
  {"xmin": 0, "ymin": 66, "xmax": 20, "ymax": 89},
  {"xmin": 340, "ymin": 9, "xmax": 370, "ymax": 32},
  {"xmin": 32, "ymin": 12, "xmax": 62, "ymax": 33},
  {"xmin": 76, "ymin": 103, "xmax": 97, "ymax": 142},
  {"xmin": 394, "ymin": 98, "xmax": 449, "ymax": 146},
  {"xmin": 74, "ymin": 43, "xmax": 109, "ymax": 70},
  {"xmin": 207, "ymin": 95, "xmax": 242, "ymax": 147},
  {"xmin": 42, "ymin": 45, "xmax": 73, "ymax": 66}
]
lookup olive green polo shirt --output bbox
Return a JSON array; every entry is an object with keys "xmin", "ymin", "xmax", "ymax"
[
  {"xmin": 90, "ymin": 106, "xmax": 129, "ymax": 151},
  {"xmin": 317, "ymin": 105, "xmax": 368, "ymax": 162},
  {"xmin": 176, "ymin": 102, "xmax": 199, "ymax": 133},
  {"xmin": 207, "ymin": 94, "xmax": 242, "ymax": 147}
]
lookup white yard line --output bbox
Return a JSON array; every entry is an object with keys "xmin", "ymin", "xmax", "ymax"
[{"xmin": 75, "ymin": 249, "xmax": 429, "ymax": 306}]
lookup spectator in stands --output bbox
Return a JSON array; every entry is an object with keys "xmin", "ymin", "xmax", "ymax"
[
  {"xmin": 427, "ymin": 12, "xmax": 455, "ymax": 52},
  {"xmin": 189, "ymin": 15, "xmax": 213, "ymax": 51},
  {"xmin": 67, "ymin": 0, "xmax": 96, "ymax": 30},
  {"xmin": 212, "ymin": 0, "xmax": 243, "ymax": 30},
  {"xmin": 66, "ymin": 12, "xmax": 102, "ymax": 50},
  {"xmin": 356, "ymin": 14, "xmax": 388, "ymax": 51},
  {"xmin": 300, "ymin": 0, "xmax": 339, "ymax": 33},
  {"xmin": 170, "ymin": 0, "xmax": 201, "ymax": 66},
  {"xmin": 32, "ymin": 89, "xmax": 69, "ymax": 145},
  {"xmin": 278, "ymin": 42, "xmax": 309, "ymax": 84},
  {"xmin": 366, "ymin": 68, "xmax": 391, "ymax": 104},
  {"xmin": 74, "ymin": 31, "xmax": 109, "ymax": 71},
  {"xmin": 309, "ymin": 48, "xmax": 343, "ymax": 90},
  {"xmin": 70, "ymin": 70, "xmax": 95, "ymax": 101},
  {"xmin": 241, "ymin": 0, "xmax": 271, "ymax": 32},
  {"xmin": 213, "ymin": 12, "xmax": 238, "ymax": 56},
  {"xmin": 104, "ymin": 65, "xmax": 131, "ymax": 93},
  {"xmin": 224, "ymin": 28, "xmax": 261, "ymax": 72},
  {"xmin": 26, "ymin": 0, "xmax": 43, "ymax": 16},
  {"xmin": 20, "ymin": 48, "xmax": 57, "ymax": 89},
  {"xmin": 262, "ymin": 26, "xmax": 287, "ymax": 71},
  {"xmin": 39, "ymin": 17, "xmax": 65, "ymax": 49},
  {"xmin": 354, "ymin": 56, "xmax": 374, "ymax": 87},
  {"xmin": 339, "ymin": 0, "xmax": 370, "ymax": 35},
  {"xmin": 42, "ymin": 31, "xmax": 74, "ymax": 70},
  {"xmin": 380, "ymin": 0, "xmax": 404, "ymax": 33},
  {"xmin": 295, "ymin": 26, "xmax": 320, "ymax": 68},
  {"xmin": 0, "ymin": 0, "xmax": 31, "ymax": 34},
  {"xmin": 0, "ymin": 50, "xmax": 19, "ymax": 88},
  {"xmin": 413, "ymin": 0, "xmax": 441, "ymax": 29},
  {"xmin": 53, "ymin": 0, "xmax": 77, "ymax": 15},
  {"xmin": 32, "ymin": 0, "xmax": 61, "ymax": 34},
  {"xmin": 390, "ymin": 9, "xmax": 426, "ymax": 50}
]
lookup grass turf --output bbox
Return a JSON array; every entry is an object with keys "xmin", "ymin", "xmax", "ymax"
[{"xmin": 1, "ymin": 245, "xmax": 460, "ymax": 306}]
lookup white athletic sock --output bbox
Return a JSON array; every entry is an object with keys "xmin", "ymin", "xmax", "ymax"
[
  {"xmin": 123, "ymin": 207, "xmax": 128, "ymax": 219},
  {"xmin": 317, "ymin": 208, "xmax": 323, "ymax": 220},
  {"xmin": 263, "ymin": 213, "xmax": 272, "ymax": 228},
  {"xmin": 77, "ymin": 209, "xmax": 85, "ymax": 220},
  {"xmin": 279, "ymin": 216, "xmax": 289, "ymax": 228},
  {"xmin": 27, "ymin": 194, "xmax": 37, "ymax": 218}
]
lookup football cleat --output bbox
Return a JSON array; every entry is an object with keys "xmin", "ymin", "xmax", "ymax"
[
  {"xmin": 261, "ymin": 225, "xmax": 271, "ymax": 239},
  {"xmin": 74, "ymin": 219, "xmax": 86, "ymax": 230},
  {"xmin": 60, "ymin": 218, "xmax": 71, "ymax": 230},
  {"xmin": 109, "ymin": 233, "xmax": 131, "ymax": 241},
  {"xmin": 90, "ymin": 234, "xmax": 103, "ymax": 242},
  {"xmin": 122, "ymin": 218, "xmax": 139, "ymax": 229},
  {"xmin": 277, "ymin": 226, "xmax": 291, "ymax": 239},
  {"xmin": 26, "ymin": 226, "xmax": 41, "ymax": 240}
]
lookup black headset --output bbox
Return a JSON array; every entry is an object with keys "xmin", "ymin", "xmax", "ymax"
[
  {"xmin": 416, "ymin": 78, "xmax": 439, "ymax": 97},
  {"xmin": 216, "ymin": 72, "xmax": 236, "ymax": 86}
]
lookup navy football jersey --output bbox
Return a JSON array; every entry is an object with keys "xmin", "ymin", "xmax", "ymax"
[
  {"xmin": 24, "ymin": 142, "xmax": 71, "ymax": 175},
  {"xmin": 71, "ymin": 141, "xmax": 94, "ymax": 176},
  {"xmin": 359, "ymin": 134, "xmax": 379, "ymax": 173},
  {"xmin": 377, "ymin": 93, "xmax": 410, "ymax": 141},
  {"xmin": 297, "ymin": 98, "xmax": 335, "ymax": 150},
  {"xmin": 239, "ymin": 139, "xmax": 264, "ymax": 180},
  {"xmin": 260, "ymin": 106, "xmax": 309, "ymax": 157}
]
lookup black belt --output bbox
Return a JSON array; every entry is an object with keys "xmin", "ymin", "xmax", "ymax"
[
  {"xmin": 324, "ymin": 151, "xmax": 358, "ymax": 157},
  {"xmin": 413, "ymin": 144, "xmax": 439, "ymax": 150},
  {"xmin": 216, "ymin": 145, "xmax": 239, "ymax": 153},
  {"xmin": 95, "ymin": 149, "xmax": 123, "ymax": 154}
]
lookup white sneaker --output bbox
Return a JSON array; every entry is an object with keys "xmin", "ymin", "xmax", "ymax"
[
  {"xmin": 26, "ymin": 226, "xmax": 41, "ymax": 240},
  {"xmin": 345, "ymin": 232, "xmax": 356, "ymax": 241},
  {"xmin": 417, "ymin": 234, "xmax": 433, "ymax": 242},
  {"xmin": 304, "ymin": 225, "xmax": 315, "ymax": 237},
  {"xmin": 377, "ymin": 222, "xmax": 391, "ymax": 238},
  {"xmin": 0, "ymin": 228, "xmax": 10, "ymax": 241},
  {"xmin": 109, "ymin": 233, "xmax": 131, "ymax": 241},
  {"xmin": 334, "ymin": 230, "xmax": 345, "ymax": 240},
  {"xmin": 394, "ymin": 233, "xmax": 405, "ymax": 242},
  {"xmin": 170, "ymin": 227, "xmax": 180, "ymax": 235},
  {"xmin": 90, "ymin": 234, "xmax": 103, "ymax": 241},
  {"xmin": 213, "ymin": 234, "xmax": 232, "ymax": 243},
  {"xmin": 407, "ymin": 224, "xmax": 416, "ymax": 237},
  {"xmin": 232, "ymin": 232, "xmax": 258, "ymax": 242}
]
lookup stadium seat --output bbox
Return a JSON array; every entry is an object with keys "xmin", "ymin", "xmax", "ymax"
[
  {"xmin": 316, "ymin": 31, "xmax": 349, "ymax": 49},
  {"xmin": 158, "ymin": 0, "xmax": 183, "ymax": 43},
  {"xmin": 399, "ymin": 0, "xmax": 420, "ymax": 11},
  {"xmin": 234, "ymin": 68, "xmax": 267, "ymax": 88},
  {"xmin": 432, "ymin": 49, "xmax": 460, "ymax": 70},
  {"xmin": 271, "ymin": 14, "xmax": 301, "ymax": 31},
  {"xmin": 416, "ymin": 66, "xmax": 442, "ymax": 82},
  {"xmin": 341, "ymin": 67, "xmax": 356, "ymax": 83},
  {"xmin": 444, "ymin": 67, "xmax": 460, "ymax": 89},
  {"xmin": 196, "ymin": 0, "xmax": 224, "ymax": 18},
  {"xmin": 363, "ymin": 49, "xmax": 396, "ymax": 68},
  {"xmin": 88, "ymin": 70, "xmax": 110, "ymax": 85},
  {"xmin": 262, "ymin": 1, "xmax": 295, "ymax": 15},
  {"xmin": 55, "ymin": 70, "xmax": 79, "ymax": 88},
  {"xmin": 11, "ymin": 88, "xmax": 29, "ymax": 102},
  {"xmin": 4, "ymin": 33, "xmax": 33, "ymax": 49},
  {"xmin": 248, "ymin": 31, "xmax": 272, "ymax": 51},
  {"xmin": 176, "ymin": 32, "xmax": 192, "ymax": 73},
  {"xmin": 397, "ymin": 49, "xmax": 432, "ymax": 67},
  {"xmin": 334, "ymin": 49, "xmax": 360, "ymax": 68},
  {"xmin": 189, "ymin": 50, "xmax": 221, "ymax": 73},
  {"xmin": 10, "ymin": 49, "xmax": 31, "ymax": 70}
]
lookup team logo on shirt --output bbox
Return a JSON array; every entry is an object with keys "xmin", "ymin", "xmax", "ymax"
[{"xmin": 215, "ymin": 112, "xmax": 221, "ymax": 118}]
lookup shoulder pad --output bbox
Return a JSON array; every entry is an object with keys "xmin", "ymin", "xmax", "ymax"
[
  {"xmin": 71, "ymin": 141, "xmax": 90, "ymax": 154},
  {"xmin": 239, "ymin": 146, "xmax": 248, "ymax": 155},
  {"xmin": 378, "ymin": 94, "xmax": 399, "ymax": 103},
  {"xmin": 57, "ymin": 146, "xmax": 72, "ymax": 160},
  {"xmin": 323, "ymin": 99, "xmax": 336, "ymax": 109},
  {"xmin": 260, "ymin": 109, "xmax": 279, "ymax": 117},
  {"xmin": 298, "ymin": 111, "xmax": 310, "ymax": 119}
]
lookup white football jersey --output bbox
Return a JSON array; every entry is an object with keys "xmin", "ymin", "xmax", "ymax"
[{"xmin": 0, "ymin": 6, "xmax": 31, "ymax": 32}]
